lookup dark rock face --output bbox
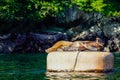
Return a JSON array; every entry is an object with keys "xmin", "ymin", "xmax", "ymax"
[
  {"xmin": 0, "ymin": 32, "xmax": 68, "ymax": 53},
  {"xmin": 107, "ymin": 35, "xmax": 120, "ymax": 52},
  {"xmin": 0, "ymin": 8, "xmax": 120, "ymax": 53},
  {"xmin": 0, "ymin": 41, "xmax": 15, "ymax": 53},
  {"xmin": 56, "ymin": 7, "xmax": 119, "ymax": 52},
  {"xmin": 65, "ymin": 10, "xmax": 120, "ymax": 52}
]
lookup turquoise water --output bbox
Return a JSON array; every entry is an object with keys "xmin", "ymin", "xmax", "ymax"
[{"xmin": 0, "ymin": 53, "xmax": 119, "ymax": 80}]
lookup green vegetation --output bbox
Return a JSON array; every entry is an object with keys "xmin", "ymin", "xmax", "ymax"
[
  {"xmin": 0, "ymin": 0, "xmax": 120, "ymax": 33},
  {"xmin": 0, "ymin": 0, "xmax": 119, "ymax": 19},
  {"xmin": 71, "ymin": 0, "xmax": 120, "ymax": 17}
]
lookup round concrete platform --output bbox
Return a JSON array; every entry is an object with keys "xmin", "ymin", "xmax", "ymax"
[{"xmin": 47, "ymin": 51, "xmax": 114, "ymax": 72}]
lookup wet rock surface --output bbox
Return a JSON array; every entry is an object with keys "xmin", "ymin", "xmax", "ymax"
[{"xmin": 0, "ymin": 32, "xmax": 68, "ymax": 53}]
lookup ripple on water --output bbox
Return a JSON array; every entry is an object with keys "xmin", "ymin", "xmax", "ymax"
[{"xmin": 45, "ymin": 72, "xmax": 114, "ymax": 80}]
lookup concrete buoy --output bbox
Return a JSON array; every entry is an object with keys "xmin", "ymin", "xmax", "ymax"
[{"xmin": 47, "ymin": 51, "xmax": 114, "ymax": 72}]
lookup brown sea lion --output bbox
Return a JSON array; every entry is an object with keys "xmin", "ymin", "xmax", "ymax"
[{"xmin": 45, "ymin": 38, "xmax": 103, "ymax": 53}]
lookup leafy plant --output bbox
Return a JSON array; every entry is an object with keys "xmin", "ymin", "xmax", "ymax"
[{"xmin": 0, "ymin": 0, "xmax": 120, "ymax": 33}]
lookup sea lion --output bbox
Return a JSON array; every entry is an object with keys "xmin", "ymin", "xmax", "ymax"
[
  {"xmin": 45, "ymin": 41, "xmax": 73, "ymax": 53},
  {"xmin": 45, "ymin": 38, "xmax": 103, "ymax": 53}
]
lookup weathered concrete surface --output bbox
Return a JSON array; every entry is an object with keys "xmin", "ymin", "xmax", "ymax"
[{"xmin": 47, "ymin": 51, "xmax": 114, "ymax": 72}]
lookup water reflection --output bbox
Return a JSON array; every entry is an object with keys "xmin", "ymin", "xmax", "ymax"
[{"xmin": 46, "ymin": 72, "xmax": 113, "ymax": 80}]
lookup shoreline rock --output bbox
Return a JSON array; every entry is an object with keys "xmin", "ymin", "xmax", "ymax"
[{"xmin": 0, "ymin": 32, "xmax": 68, "ymax": 53}]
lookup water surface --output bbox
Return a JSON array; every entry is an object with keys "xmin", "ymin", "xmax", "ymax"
[{"xmin": 0, "ymin": 52, "xmax": 119, "ymax": 80}]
